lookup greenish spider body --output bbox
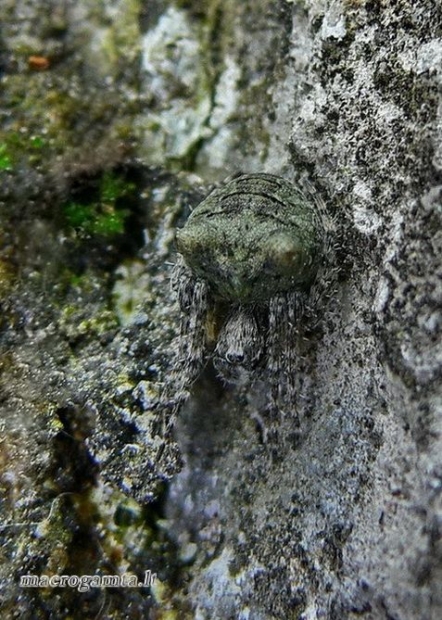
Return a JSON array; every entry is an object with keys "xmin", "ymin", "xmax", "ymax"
[{"xmin": 176, "ymin": 173, "xmax": 321, "ymax": 303}]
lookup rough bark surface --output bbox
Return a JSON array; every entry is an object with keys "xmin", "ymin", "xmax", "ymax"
[{"xmin": 0, "ymin": 1, "xmax": 441, "ymax": 619}]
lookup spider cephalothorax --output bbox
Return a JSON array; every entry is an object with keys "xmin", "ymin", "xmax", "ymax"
[{"xmin": 172, "ymin": 172, "xmax": 331, "ymax": 411}]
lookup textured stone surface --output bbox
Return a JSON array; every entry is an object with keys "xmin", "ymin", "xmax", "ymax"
[
  {"xmin": 0, "ymin": 0, "xmax": 441, "ymax": 619},
  {"xmin": 165, "ymin": 2, "xmax": 442, "ymax": 619}
]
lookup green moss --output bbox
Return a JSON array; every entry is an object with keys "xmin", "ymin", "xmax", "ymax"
[
  {"xmin": 100, "ymin": 171, "xmax": 135, "ymax": 203},
  {"xmin": 0, "ymin": 132, "xmax": 49, "ymax": 171},
  {"xmin": 0, "ymin": 143, "xmax": 13, "ymax": 171},
  {"xmin": 63, "ymin": 171, "xmax": 136, "ymax": 238},
  {"xmin": 29, "ymin": 135, "xmax": 46, "ymax": 150},
  {"xmin": 63, "ymin": 201, "xmax": 127, "ymax": 236}
]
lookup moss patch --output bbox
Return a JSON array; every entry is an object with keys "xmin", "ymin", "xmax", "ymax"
[{"xmin": 62, "ymin": 171, "xmax": 136, "ymax": 238}]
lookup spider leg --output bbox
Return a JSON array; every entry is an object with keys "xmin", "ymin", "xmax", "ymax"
[
  {"xmin": 267, "ymin": 290, "xmax": 307, "ymax": 415},
  {"xmin": 164, "ymin": 257, "xmax": 209, "ymax": 430}
]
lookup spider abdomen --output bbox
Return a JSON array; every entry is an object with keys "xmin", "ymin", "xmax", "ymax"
[{"xmin": 176, "ymin": 173, "xmax": 322, "ymax": 303}]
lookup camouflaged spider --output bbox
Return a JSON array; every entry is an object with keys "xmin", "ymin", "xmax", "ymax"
[{"xmin": 170, "ymin": 172, "xmax": 331, "ymax": 415}]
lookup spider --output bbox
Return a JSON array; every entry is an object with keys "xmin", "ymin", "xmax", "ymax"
[{"xmin": 169, "ymin": 172, "xmax": 332, "ymax": 421}]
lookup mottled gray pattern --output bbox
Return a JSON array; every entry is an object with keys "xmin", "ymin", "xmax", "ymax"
[
  {"xmin": 172, "ymin": 173, "xmax": 332, "ymax": 413},
  {"xmin": 177, "ymin": 174, "xmax": 321, "ymax": 302}
]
